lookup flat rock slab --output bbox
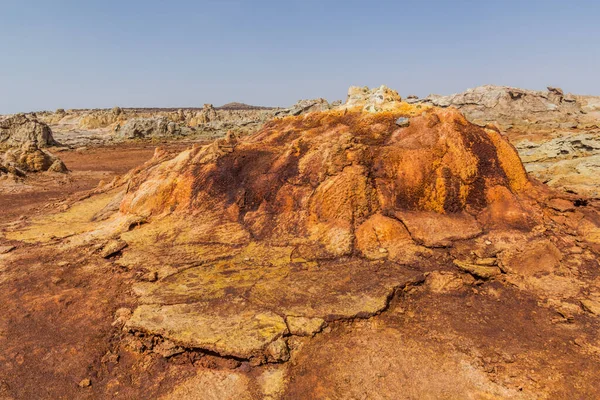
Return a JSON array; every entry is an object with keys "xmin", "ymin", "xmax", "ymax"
[
  {"xmin": 128, "ymin": 244, "xmax": 423, "ymax": 358},
  {"xmin": 395, "ymin": 211, "xmax": 482, "ymax": 247},
  {"xmin": 126, "ymin": 300, "xmax": 287, "ymax": 359}
]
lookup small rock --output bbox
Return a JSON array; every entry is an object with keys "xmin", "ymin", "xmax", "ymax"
[
  {"xmin": 547, "ymin": 198, "xmax": 575, "ymax": 213},
  {"xmin": 51, "ymin": 276, "xmax": 64, "ymax": 285},
  {"xmin": 547, "ymin": 86, "xmax": 564, "ymax": 96},
  {"xmin": 101, "ymin": 351, "xmax": 120, "ymax": 364},
  {"xmin": 395, "ymin": 117, "xmax": 410, "ymax": 127},
  {"xmin": 141, "ymin": 271, "xmax": 158, "ymax": 282},
  {"xmin": 78, "ymin": 378, "xmax": 91, "ymax": 388},
  {"xmin": 0, "ymin": 245, "xmax": 16, "ymax": 254},
  {"xmin": 426, "ymin": 271, "xmax": 464, "ymax": 294},
  {"xmin": 453, "ymin": 259, "xmax": 502, "ymax": 279},
  {"xmin": 475, "ymin": 257, "xmax": 497, "ymax": 266},
  {"xmin": 100, "ymin": 239, "xmax": 128, "ymax": 258},
  {"xmin": 48, "ymin": 159, "xmax": 68, "ymax": 173},
  {"xmin": 153, "ymin": 340, "xmax": 185, "ymax": 358},
  {"xmin": 286, "ymin": 316, "xmax": 326, "ymax": 336},
  {"xmin": 112, "ymin": 307, "xmax": 132, "ymax": 327},
  {"xmin": 265, "ymin": 338, "xmax": 290, "ymax": 362},
  {"xmin": 581, "ymin": 299, "xmax": 600, "ymax": 316}
]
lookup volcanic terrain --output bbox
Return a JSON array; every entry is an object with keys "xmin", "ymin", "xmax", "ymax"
[{"xmin": 1, "ymin": 86, "xmax": 599, "ymax": 399}]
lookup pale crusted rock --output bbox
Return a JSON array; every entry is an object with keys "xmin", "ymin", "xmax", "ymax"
[
  {"xmin": 78, "ymin": 378, "xmax": 91, "ymax": 388},
  {"xmin": 426, "ymin": 271, "xmax": 466, "ymax": 293},
  {"xmin": 0, "ymin": 245, "xmax": 15, "ymax": 254},
  {"xmin": 266, "ymin": 337, "xmax": 290, "ymax": 362},
  {"xmin": 285, "ymin": 316, "xmax": 326, "ymax": 337},
  {"xmin": 48, "ymin": 158, "xmax": 68, "ymax": 173},
  {"xmin": 343, "ymin": 85, "xmax": 402, "ymax": 112},
  {"xmin": 125, "ymin": 302, "xmax": 288, "ymax": 360},
  {"xmin": 2, "ymin": 141, "xmax": 67, "ymax": 173},
  {"xmin": 117, "ymin": 117, "xmax": 188, "ymax": 139},
  {"xmin": 0, "ymin": 114, "xmax": 56, "ymax": 149},
  {"xmin": 274, "ymin": 98, "xmax": 330, "ymax": 116},
  {"xmin": 581, "ymin": 299, "xmax": 600, "ymax": 316},
  {"xmin": 453, "ymin": 260, "xmax": 502, "ymax": 279},
  {"xmin": 395, "ymin": 117, "xmax": 410, "ymax": 127},
  {"xmin": 100, "ymin": 239, "xmax": 128, "ymax": 258},
  {"xmin": 417, "ymin": 85, "xmax": 590, "ymax": 130}
]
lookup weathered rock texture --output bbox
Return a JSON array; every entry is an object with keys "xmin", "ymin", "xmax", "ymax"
[
  {"xmin": 0, "ymin": 115, "xmax": 66, "ymax": 178},
  {"xmin": 2, "ymin": 91, "xmax": 600, "ymax": 398},
  {"xmin": 416, "ymin": 85, "xmax": 600, "ymax": 197},
  {"xmin": 2, "ymin": 142, "xmax": 67, "ymax": 174},
  {"xmin": 34, "ymin": 101, "xmax": 332, "ymax": 147},
  {"xmin": 116, "ymin": 117, "xmax": 190, "ymax": 139},
  {"xmin": 417, "ymin": 85, "xmax": 600, "ymax": 131},
  {"xmin": 0, "ymin": 114, "xmax": 56, "ymax": 150}
]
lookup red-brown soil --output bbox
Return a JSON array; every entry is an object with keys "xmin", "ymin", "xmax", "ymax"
[{"xmin": 0, "ymin": 143, "xmax": 190, "ymax": 222}]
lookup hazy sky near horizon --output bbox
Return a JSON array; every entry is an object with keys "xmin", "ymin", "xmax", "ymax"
[{"xmin": 1, "ymin": 0, "xmax": 599, "ymax": 114}]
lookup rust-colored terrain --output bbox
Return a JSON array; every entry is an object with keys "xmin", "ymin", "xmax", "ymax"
[{"xmin": 1, "ymin": 87, "xmax": 600, "ymax": 399}]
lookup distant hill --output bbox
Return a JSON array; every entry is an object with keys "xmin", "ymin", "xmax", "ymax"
[{"xmin": 217, "ymin": 102, "xmax": 277, "ymax": 111}]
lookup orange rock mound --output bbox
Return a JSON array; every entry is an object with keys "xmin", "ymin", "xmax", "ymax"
[{"xmin": 119, "ymin": 106, "xmax": 538, "ymax": 255}]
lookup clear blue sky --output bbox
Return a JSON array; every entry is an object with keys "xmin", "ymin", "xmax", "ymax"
[{"xmin": 1, "ymin": 0, "xmax": 599, "ymax": 113}]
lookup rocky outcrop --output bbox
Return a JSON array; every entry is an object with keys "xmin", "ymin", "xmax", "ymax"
[
  {"xmin": 0, "ymin": 115, "xmax": 66, "ymax": 178},
  {"xmin": 417, "ymin": 85, "xmax": 600, "ymax": 197},
  {"xmin": 274, "ymin": 98, "xmax": 330, "ymax": 117},
  {"xmin": 115, "ymin": 117, "xmax": 189, "ymax": 139},
  {"xmin": 1, "ymin": 141, "xmax": 67, "ymax": 176},
  {"xmin": 71, "ymin": 100, "xmax": 545, "ymax": 361},
  {"xmin": 0, "ymin": 114, "xmax": 56, "ymax": 149},
  {"xmin": 342, "ymin": 85, "xmax": 403, "ymax": 112},
  {"xmin": 417, "ymin": 85, "xmax": 599, "ymax": 131}
]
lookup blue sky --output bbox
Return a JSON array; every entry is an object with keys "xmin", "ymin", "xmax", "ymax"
[{"xmin": 1, "ymin": 0, "xmax": 599, "ymax": 113}]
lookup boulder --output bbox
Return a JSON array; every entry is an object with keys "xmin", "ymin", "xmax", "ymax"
[
  {"xmin": 0, "ymin": 114, "xmax": 56, "ymax": 149},
  {"xmin": 2, "ymin": 141, "xmax": 67, "ymax": 173}
]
